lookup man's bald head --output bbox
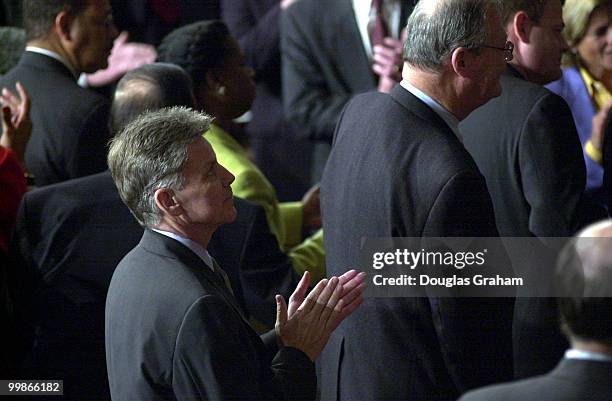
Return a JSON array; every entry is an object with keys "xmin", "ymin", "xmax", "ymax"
[{"xmin": 556, "ymin": 220, "xmax": 612, "ymax": 345}]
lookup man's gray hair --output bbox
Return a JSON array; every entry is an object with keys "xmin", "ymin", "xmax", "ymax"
[
  {"xmin": 403, "ymin": 0, "xmax": 501, "ymax": 72},
  {"xmin": 107, "ymin": 107, "xmax": 212, "ymax": 228}
]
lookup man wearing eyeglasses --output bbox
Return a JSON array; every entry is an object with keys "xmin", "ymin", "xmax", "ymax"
[
  {"xmin": 460, "ymin": 0, "xmax": 595, "ymax": 380},
  {"xmin": 320, "ymin": 0, "xmax": 514, "ymax": 400}
]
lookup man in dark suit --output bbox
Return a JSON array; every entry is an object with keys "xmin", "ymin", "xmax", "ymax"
[
  {"xmin": 7, "ymin": 63, "xmax": 302, "ymax": 399},
  {"xmin": 459, "ymin": 220, "xmax": 612, "ymax": 401},
  {"xmin": 320, "ymin": 1, "xmax": 514, "ymax": 400},
  {"xmin": 0, "ymin": 0, "xmax": 118, "ymax": 186},
  {"xmin": 281, "ymin": 0, "xmax": 415, "ymax": 181},
  {"xmin": 111, "ymin": 63, "xmax": 304, "ymax": 328},
  {"xmin": 222, "ymin": 0, "xmax": 312, "ymax": 201},
  {"xmin": 105, "ymin": 107, "xmax": 364, "ymax": 400},
  {"xmin": 459, "ymin": 0, "xmax": 589, "ymax": 379},
  {"xmin": 460, "ymin": 0, "xmax": 585, "ymax": 239},
  {"xmin": 10, "ymin": 172, "xmax": 298, "ymax": 400}
]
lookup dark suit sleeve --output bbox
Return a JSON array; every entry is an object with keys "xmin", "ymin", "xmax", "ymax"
[
  {"xmin": 519, "ymin": 93, "xmax": 586, "ymax": 236},
  {"xmin": 68, "ymin": 99, "xmax": 110, "ymax": 179},
  {"xmin": 172, "ymin": 295, "xmax": 315, "ymax": 401},
  {"xmin": 222, "ymin": 0, "xmax": 281, "ymax": 74},
  {"xmin": 424, "ymin": 170, "xmax": 514, "ymax": 392},
  {"xmin": 281, "ymin": 4, "xmax": 352, "ymax": 143}
]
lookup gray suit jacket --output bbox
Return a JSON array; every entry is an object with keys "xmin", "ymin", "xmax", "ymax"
[
  {"xmin": 320, "ymin": 85, "xmax": 513, "ymax": 401},
  {"xmin": 105, "ymin": 229, "xmax": 314, "ymax": 401},
  {"xmin": 459, "ymin": 358, "xmax": 612, "ymax": 401}
]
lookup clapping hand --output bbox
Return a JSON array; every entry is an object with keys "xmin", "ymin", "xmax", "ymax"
[
  {"xmin": 275, "ymin": 270, "xmax": 365, "ymax": 360},
  {"xmin": 1, "ymin": 82, "xmax": 32, "ymax": 164}
]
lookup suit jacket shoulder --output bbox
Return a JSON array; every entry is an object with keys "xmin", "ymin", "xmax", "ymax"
[
  {"xmin": 460, "ymin": 68, "xmax": 586, "ymax": 237},
  {"xmin": 106, "ymin": 230, "xmax": 314, "ymax": 400},
  {"xmin": 458, "ymin": 359, "xmax": 612, "ymax": 401},
  {"xmin": 332, "ymin": 87, "xmax": 495, "ymax": 238}
]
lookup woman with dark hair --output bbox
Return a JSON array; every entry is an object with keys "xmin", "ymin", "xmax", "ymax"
[
  {"xmin": 547, "ymin": 0, "xmax": 612, "ymax": 200},
  {"xmin": 157, "ymin": 20, "xmax": 325, "ymax": 281}
]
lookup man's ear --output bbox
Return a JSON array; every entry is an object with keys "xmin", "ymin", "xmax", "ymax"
[
  {"xmin": 54, "ymin": 10, "xmax": 74, "ymax": 42},
  {"xmin": 512, "ymin": 11, "xmax": 533, "ymax": 44},
  {"xmin": 154, "ymin": 188, "xmax": 183, "ymax": 217},
  {"xmin": 450, "ymin": 47, "xmax": 474, "ymax": 78}
]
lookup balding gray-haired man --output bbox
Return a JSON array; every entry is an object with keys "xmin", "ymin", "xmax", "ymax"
[{"xmin": 320, "ymin": 0, "xmax": 514, "ymax": 399}]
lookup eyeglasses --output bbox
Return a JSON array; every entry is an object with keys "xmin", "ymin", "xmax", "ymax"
[{"xmin": 479, "ymin": 41, "xmax": 514, "ymax": 62}]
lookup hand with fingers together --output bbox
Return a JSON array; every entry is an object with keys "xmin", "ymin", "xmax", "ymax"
[
  {"xmin": 0, "ymin": 82, "xmax": 32, "ymax": 164},
  {"xmin": 85, "ymin": 32, "xmax": 157, "ymax": 87},
  {"xmin": 275, "ymin": 270, "xmax": 365, "ymax": 361},
  {"xmin": 373, "ymin": 36, "xmax": 405, "ymax": 93}
]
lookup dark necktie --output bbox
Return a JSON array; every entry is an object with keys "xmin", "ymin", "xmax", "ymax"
[
  {"xmin": 210, "ymin": 258, "xmax": 247, "ymax": 320},
  {"xmin": 211, "ymin": 258, "xmax": 234, "ymax": 296},
  {"xmin": 368, "ymin": 0, "xmax": 389, "ymax": 50},
  {"xmin": 149, "ymin": 0, "xmax": 180, "ymax": 23}
]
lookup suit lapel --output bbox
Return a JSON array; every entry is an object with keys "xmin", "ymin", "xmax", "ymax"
[{"xmin": 140, "ymin": 230, "xmax": 248, "ymax": 322}]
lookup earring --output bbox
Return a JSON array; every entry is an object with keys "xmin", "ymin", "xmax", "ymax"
[{"xmin": 216, "ymin": 85, "xmax": 226, "ymax": 96}]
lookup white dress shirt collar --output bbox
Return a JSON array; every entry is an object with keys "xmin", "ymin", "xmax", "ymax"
[
  {"xmin": 152, "ymin": 229, "xmax": 214, "ymax": 271},
  {"xmin": 353, "ymin": 0, "xmax": 401, "ymax": 60},
  {"xmin": 25, "ymin": 46, "xmax": 79, "ymax": 80},
  {"xmin": 565, "ymin": 348, "xmax": 612, "ymax": 363},
  {"xmin": 400, "ymin": 79, "xmax": 462, "ymax": 141}
]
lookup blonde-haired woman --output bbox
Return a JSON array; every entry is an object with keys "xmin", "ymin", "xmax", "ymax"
[{"xmin": 547, "ymin": 0, "xmax": 612, "ymax": 200}]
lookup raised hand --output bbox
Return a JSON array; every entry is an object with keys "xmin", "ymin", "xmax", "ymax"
[
  {"xmin": 1, "ymin": 82, "xmax": 32, "ymax": 164},
  {"xmin": 86, "ymin": 31, "xmax": 157, "ymax": 87},
  {"xmin": 373, "ymin": 37, "xmax": 404, "ymax": 93},
  {"xmin": 275, "ymin": 270, "xmax": 365, "ymax": 360}
]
